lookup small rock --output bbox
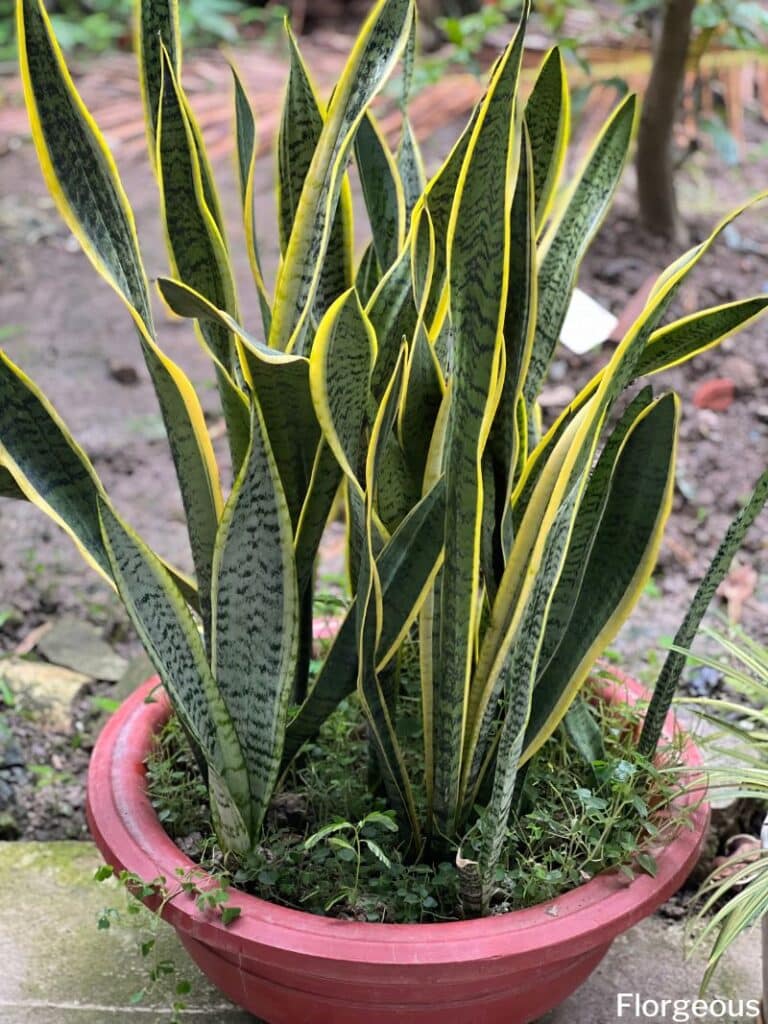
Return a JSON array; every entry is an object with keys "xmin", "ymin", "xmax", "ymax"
[
  {"xmin": 0, "ymin": 658, "xmax": 91, "ymax": 731},
  {"xmin": 686, "ymin": 665, "xmax": 722, "ymax": 697},
  {"xmin": 107, "ymin": 361, "xmax": 140, "ymax": 386},
  {"xmin": 718, "ymin": 355, "xmax": 759, "ymax": 391},
  {"xmin": 755, "ymin": 405, "xmax": 768, "ymax": 424},
  {"xmin": 692, "ymin": 377, "xmax": 735, "ymax": 412},
  {"xmin": 38, "ymin": 616, "xmax": 128, "ymax": 682}
]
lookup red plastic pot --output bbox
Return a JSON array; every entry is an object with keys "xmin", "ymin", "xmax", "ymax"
[{"xmin": 87, "ymin": 673, "xmax": 708, "ymax": 1024}]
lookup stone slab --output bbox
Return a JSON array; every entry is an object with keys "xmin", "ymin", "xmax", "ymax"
[{"xmin": 0, "ymin": 842, "xmax": 255, "ymax": 1022}]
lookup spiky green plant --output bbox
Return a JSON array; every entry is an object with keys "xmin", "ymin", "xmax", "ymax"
[
  {"xmin": 681, "ymin": 627, "xmax": 768, "ymax": 992},
  {"xmin": 4, "ymin": 0, "xmax": 768, "ymax": 910}
]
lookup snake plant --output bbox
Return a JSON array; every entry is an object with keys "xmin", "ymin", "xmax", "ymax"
[{"xmin": 5, "ymin": 0, "xmax": 768, "ymax": 911}]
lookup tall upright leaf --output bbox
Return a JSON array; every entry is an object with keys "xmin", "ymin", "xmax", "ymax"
[
  {"xmin": 432, "ymin": 8, "xmax": 528, "ymax": 835},
  {"xmin": 17, "ymin": 0, "xmax": 221, "ymax": 635},
  {"xmin": 524, "ymin": 47, "xmax": 570, "ymax": 231},
  {"xmin": 99, "ymin": 500, "xmax": 251, "ymax": 854},
  {"xmin": 277, "ymin": 27, "xmax": 353, "ymax": 338},
  {"xmin": 232, "ymin": 66, "xmax": 272, "ymax": 337},
  {"xmin": 524, "ymin": 94, "xmax": 636, "ymax": 416},
  {"xmin": 355, "ymin": 111, "xmax": 405, "ymax": 273},
  {"xmin": 156, "ymin": 48, "xmax": 249, "ymax": 472},
  {"xmin": 269, "ymin": 0, "xmax": 414, "ymax": 353},
  {"xmin": 211, "ymin": 402, "xmax": 299, "ymax": 833}
]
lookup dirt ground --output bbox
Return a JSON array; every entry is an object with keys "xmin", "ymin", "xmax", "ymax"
[{"xmin": 0, "ymin": 50, "xmax": 766, "ymax": 841}]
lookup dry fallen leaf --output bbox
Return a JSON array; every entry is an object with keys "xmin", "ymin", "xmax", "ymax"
[{"xmin": 717, "ymin": 563, "xmax": 758, "ymax": 623}]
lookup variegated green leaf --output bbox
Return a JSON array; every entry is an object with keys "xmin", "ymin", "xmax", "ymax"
[
  {"xmin": 277, "ymin": 26, "xmax": 353, "ymax": 337},
  {"xmin": 156, "ymin": 277, "xmax": 320, "ymax": 533},
  {"xmin": 270, "ymin": 0, "xmax": 414, "ymax": 353},
  {"xmin": 637, "ymin": 296, "xmax": 768, "ymax": 377},
  {"xmin": 422, "ymin": 105, "xmax": 480, "ymax": 330},
  {"xmin": 98, "ymin": 499, "xmax": 251, "ymax": 852},
  {"xmin": 156, "ymin": 49, "xmax": 249, "ymax": 472},
  {"xmin": 355, "ymin": 242, "xmax": 381, "ymax": 306},
  {"xmin": 524, "ymin": 93, "xmax": 636, "ymax": 417},
  {"xmin": 534, "ymin": 387, "xmax": 654, "ymax": 679},
  {"xmin": 18, "ymin": 0, "xmax": 221, "ymax": 635},
  {"xmin": 366, "ymin": 242, "xmax": 418, "ymax": 399},
  {"xmin": 137, "ymin": 0, "xmax": 225, "ymax": 234},
  {"xmin": 0, "ymin": 350, "xmax": 197, "ymax": 605},
  {"xmin": 355, "ymin": 111, "xmax": 405, "ymax": 273},
  {"xmin": 488, "ymin": 124, "xmax": 537, "ymax": 562},
  {"xmin": 432, "ymin": 9, "xmax": 527, "ymax": 835},
  {"xmin": 232, "ymin": 66, "xmax": 272, "ymax": 337},
  {"xmin": 356, "ymin": 348, "xmax": 420, "ymax": 838},
  {"xmin": 399, "ymin": 323, "xmax": 443, "ymax": 483},
  {"xmin": 397, "ymin": 116, "xmax": 426, "ymax": 231},
  {"xmin": 211, "ymin": 401, "xmax": 298, "ymax": 834},
  {"xmin": 522, "ymin": 391, "xmax": 679, "ymax": 761},
  {"xmin": 309, "ymin": 289, "xmax": 377, "ymax": 489},
  {"xmin": 524, "ymin": 46, "xmax": 570, "ymax": 231}
]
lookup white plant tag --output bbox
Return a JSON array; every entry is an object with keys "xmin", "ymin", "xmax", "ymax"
[{"xmin": 560, "ymin": 288, "xmax": 618, "ymax": 355}]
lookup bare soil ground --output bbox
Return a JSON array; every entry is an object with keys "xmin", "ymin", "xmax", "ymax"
[{"xmin": 0, "ymin": 54, "xmax": 766, "ymax": 842}]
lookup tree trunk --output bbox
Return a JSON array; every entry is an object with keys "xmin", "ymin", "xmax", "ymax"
[{"xmin": 635, "ymin": 0, "xmax": 696, "ymax": 240}]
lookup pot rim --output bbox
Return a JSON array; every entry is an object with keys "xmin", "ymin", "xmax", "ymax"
[{"xmin": 87, "ymin": 672, "xmax": 709, "ymax": 968}]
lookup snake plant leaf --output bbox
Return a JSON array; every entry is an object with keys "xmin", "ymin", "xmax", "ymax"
[
  {"xmin": 294, "ymin": 442, "xmax": 343, "ymax": 595},
  {"xmin": 355, "ymin": 111, "xmax": 405, "ymax": 273},
  {"xmin": 524, "ymin": 47, "xmax": 570, "ymax": 231},
  {"xmin": 156, "ymin": 49, "xmax": 250, "ymax": 471},
  {"xmin": 156, "ymin": 277, "xmax": 320, "ymax": 532},
  {"xmin": 356, "ymin": 348, "xmax": 421, "ymax": 838},
  {"xmin": 269, "ymin": 0, "xmax": 414, "ymax": 353},
  {"xmin": 534, "ymin": 387, "xmax": 654, "ymax": 679},
  {"xmin": 399, "ymin": 323, "xmax": 444, "ymax": 483},
  {"xmin": 232, "ymin": 66, "xmax": 272, "ymax": 337},
  {"xmin": 278, "ymin": 26, "xmax": 353, "ymax": 337},
  {"xmin": 639, "ymin": 467, "xmax": 768, "ymax": 756},
  {"xmin": 522, "ymin": 392, "xmax": 680, "ymax": 762},
  {"xmin": 489, "ymin": 124, "xmax": 537, "ymax": 559},
  {"xmin": 376, "ymin": 433, "xmax": 421, "ymax": 533},
  {"xmin": 432, "ymin": 9, "xmax": 527, "ymax": 834},
  {"xmin": 637, "ymin": 296, "xmax": 768, "ymax": 377},
  {"xmin": 98, "ymin": 499, "xmax": 252, "ymax": 851},
  {"xmin": 422, "ymin": 105, "xmax": 480, "ymax": 330},
  {"xmin": 419, "ymin": 383, "xmax": 452, "ymax": 811},
  {"xmin": 366, "ymin": 242, "xmax": 418, "ymax": 400},
  {"xmin": 355, "ymin": 243, "xmax": 381, "ymax": 307},
  {"xmin": 466, "ymin": 192, "xmax": 767, "ymax": 834},
  {"xmin": 524, "ymin": 93, "xmax": 636, "ymax": 416},
  {"xmin": 0, "ymin": 352, "xmax": 199, "ymax": 607},
  {"xmin": 211, "ymin": 401, "xmax": 299, "ymax": 834},
  {"xmin": 137, "ymin": 0, "xmax": 225, "ymax": 235},
  {"xmin": 18, "ymin": 0, "xmax": 222, "ymax": 634},
  {"xmin": 475, "ymin": 488, "xmax": 583, "ymax": 899},
  {"xmin": 309, "ymin": 289, "xmax": 377, "ymax": 491},
  {"xmin": 398, "ymin": 116, "xmax": 426, "ymax": 231},
  {"xmin": 136, "ymin": 0, "xmax": 180, "ymax": 156},
  {"xmin": 463, "ymin": 403, "xmax": 591, "ymax": 793}
]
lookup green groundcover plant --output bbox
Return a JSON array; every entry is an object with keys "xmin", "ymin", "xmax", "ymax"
[{"xmin": 3, "ymin": 0, "xmax": 768, "ymax": 913}]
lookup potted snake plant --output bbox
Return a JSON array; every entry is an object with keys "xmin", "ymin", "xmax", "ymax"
[{"xmin": 4, "ymin": 0, "xmax": 768, "ymax": 1018}]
